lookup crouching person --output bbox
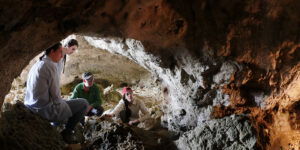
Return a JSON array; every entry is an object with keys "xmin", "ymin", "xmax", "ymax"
[
  {"xmin": 70, "ymin": 72, "xmax": 104, "ymax": 118},
  {"xmin": 24, "ymin": 42, "xmax": 88, "ymax": 143},
  {"xmin": 105, "ymin": 87, "xmax": 150, "ymax": 126}
]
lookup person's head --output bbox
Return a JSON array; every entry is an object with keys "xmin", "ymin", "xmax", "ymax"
[
  {"xmin": 120, "ymin": 82, "xmax": 129, "ymax": 88},
  {"xmin": 82, "ymin": 72, "xmax": 94, "ymax": 87},
  {"xmin": 122, "ymin": 87, "xmax": 133, "ymax": 102},
  {"xmin": 64, "ymin": 39, "xmax": 78, "ymax": 55},
  {"xmin": 43, "ymin": 42, "xmax": 63, "ymax": 62}
]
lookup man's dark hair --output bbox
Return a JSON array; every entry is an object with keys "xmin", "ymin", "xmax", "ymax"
[
  {"xmin": 39, "ymin": 42, "xmax": 62, "ymax": 60},
  {"xmin": 66, "ymin": 39, "xmax": 78, "ymax": 47}
]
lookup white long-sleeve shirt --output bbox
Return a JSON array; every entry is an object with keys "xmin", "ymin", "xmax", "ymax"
[
  {"xmin": 111, "ymin": 98, "xmax": 150, "ymax": 122},
  {"xmin": 41, "ymin": 54, "xmax": 64, "ymax": 84},
  {"xmin": 57, "ymin": 57, "xmax": 64, "ymax": 78},
  {"xmin": 24, "ymin": 56, "xmax": 72, "ymax": 122}
]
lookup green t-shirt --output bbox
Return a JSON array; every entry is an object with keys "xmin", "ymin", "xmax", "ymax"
[{"xmin": 70, "ymin": 83, "xmax": 102, "ymax": 107}]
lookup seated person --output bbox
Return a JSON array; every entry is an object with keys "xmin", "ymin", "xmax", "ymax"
[
  {"xmin": 24, "ymin": 42, "xmax": 88, "ymax": 143},
  {"xmin": 70, "ymin": 72, "xmax": 104, "ymax": 116},
  {"xmin": 105, "ymin": 87, "xmax": 150, "ymax": 126}
]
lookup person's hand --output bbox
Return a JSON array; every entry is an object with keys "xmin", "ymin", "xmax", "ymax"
[
  {"xmin": 128, "ymin": 120, "xmax": 140, "ymax": 126},
  {"xmin": 100, "ymin": 114, "xmax": 113, "ymax": 119},
  {"xmin": 86, "ymin": 105, "xmax": 93, "ymax": 113},
  {"xmin": 99, "ymin": 114, "xmax": 113, "ymax": 121},
  {"xmin": 91, "ymin": 108, "xmax": 98, "ymax": 114},
  {"xmin": 104, "ymin": 114, "xmax": 113, "ymax": 117}
]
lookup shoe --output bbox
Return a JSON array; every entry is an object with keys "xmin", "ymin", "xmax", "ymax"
[
  {"xmin": 50, "ymin": 122, "xmax": 60, "ymax": 126},
  {"xmin": 60, "ymin": 129, "xmax": 76, "ymax": 144}
]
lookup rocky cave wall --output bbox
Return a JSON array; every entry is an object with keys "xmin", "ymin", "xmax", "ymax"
[{"xmin": 1, "ymin": 0, "xmax": 300, "ymax": 149}]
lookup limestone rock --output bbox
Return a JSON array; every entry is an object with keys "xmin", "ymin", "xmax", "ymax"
[
  {"xmin": 176, "ymin": 114, "xmax": 257, "ymax": 150},
  {"xmin": 84, "ymin": 119, "xmax": 144, "ymax": 150}
]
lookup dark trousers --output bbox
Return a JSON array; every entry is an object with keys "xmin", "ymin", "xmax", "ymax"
[
  {"xmin": 65, "ymin": 98, "xmax": 88, "ymax": 132},
  {"xmin": 119, "ymin": 109, "xmax": 132, "ymax": 123}
]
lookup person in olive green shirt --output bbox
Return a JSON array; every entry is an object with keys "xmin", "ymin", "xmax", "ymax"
[{"xmin": 70, "ymin": 72, "xmax": 104, "ymax": 116}]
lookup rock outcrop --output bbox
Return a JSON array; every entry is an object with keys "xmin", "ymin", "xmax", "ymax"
[
  {"xmin": 0, "ymin": 102, "xmax": 64, "ymax": 149},
  {"xmin": 176, "ymin": 115, "xmax": 257, "ymax": 150}
]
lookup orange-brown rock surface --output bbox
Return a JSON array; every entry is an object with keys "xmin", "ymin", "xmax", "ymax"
[{"xmin": 1, "ymin": 0, "xmax": 300, "ymax": 149}]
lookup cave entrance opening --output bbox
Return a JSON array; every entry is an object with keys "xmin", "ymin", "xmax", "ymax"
[
  {"xmin": 1, "ymin": 34, "xmax": 177, "ymax": 149},
  {"xmin": 2, "ymin": 34, "xmax": 163, "ymax": 120}
]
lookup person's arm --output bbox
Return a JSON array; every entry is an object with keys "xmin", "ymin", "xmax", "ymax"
[
  {"xmin": 56, "ymin": 58, "xmax": 65, "ymax": 76},
  {"xmin": 137, "ymin": 100, "xmax": 150, "ymax": 122},
  {"xmin": 98, "ymin": 89, "xmax": 103, "ymax": 105},
  {"xmin": 109, "ymin": 100, "xmax": 125, "ymax": 117},
  {"xmin": 47, "ymin": 63, "xmax": 62, "ymax": 102},
  {"xmin": 70, "ymin": 85, "xmax": 79, "ymax": 99}
]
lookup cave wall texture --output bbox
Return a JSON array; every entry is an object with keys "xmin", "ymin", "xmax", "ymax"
[{"xmin": 1, "ymin": 0, "xmax": 300, "ymax": 149}]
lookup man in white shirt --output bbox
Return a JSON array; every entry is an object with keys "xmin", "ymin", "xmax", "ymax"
[
  {"xmin": 24, "ymin": 42, "xmax": 88, "ymax": 143},
  {"xmin": 57, "ymin": 39, "xmax": 78, "ymax": 81}
]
